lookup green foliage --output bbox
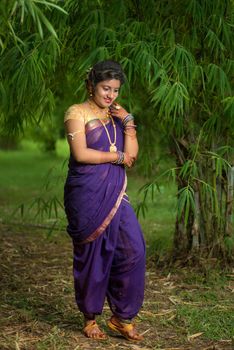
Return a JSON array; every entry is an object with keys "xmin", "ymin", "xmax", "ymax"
[
  {"xmin": 0, "ymin": 0, "xmax": 66, "ymax": 134},
  {"xmin": 0, "ymin": 0, "xmax": 233, "ymax": 260}
]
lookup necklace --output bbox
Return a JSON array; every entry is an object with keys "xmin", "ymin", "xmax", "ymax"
[
  {"xmin": 99, "ymin": 115, "xmax": 117, "ymax": 152},
  {"xmin": 88, "ymin": 99, "xmax": 117, "ymax": 152},
  {"xmin": 87, "ymin": 99, "xmax": 110, "ymax": 119}
]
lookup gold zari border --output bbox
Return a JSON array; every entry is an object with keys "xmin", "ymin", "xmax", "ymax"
[{"xmin": 80, "ymin": 174, "xmax": 127, "ymax": 244}]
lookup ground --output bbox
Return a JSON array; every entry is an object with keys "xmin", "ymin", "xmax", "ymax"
[{"xmin": 0, "ymin": 223, "xmax": 233, "ymax": 350}]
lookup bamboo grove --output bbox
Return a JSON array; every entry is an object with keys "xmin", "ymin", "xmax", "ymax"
[{"xmin": 0, "ymin": 0, "xmax": 233, "ymax": 261}]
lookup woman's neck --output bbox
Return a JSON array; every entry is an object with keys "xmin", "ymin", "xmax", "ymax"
[
  {"xmin": 87, "ymin": 99, "xmax": 110, "ymax": 119},
  {"xmin": 88, "ymin": 98, "xmax": 107, "ymax": 110}
]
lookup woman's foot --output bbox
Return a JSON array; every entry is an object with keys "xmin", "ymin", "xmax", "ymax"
[
  {"xmin": 107, "ymin": 315, "xmax": 143, "ymax": 342},
  {"xmin": 83, "ymin": 319, "xmax": 107, "ymax": 340}
]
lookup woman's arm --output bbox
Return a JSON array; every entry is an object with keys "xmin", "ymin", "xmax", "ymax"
[
  {"xmin": 65, "ymin": 119, "xmax": 134, "ymax": 166},
  {"xmin": 110, "ymin": 104, "xmax": 139, "ymax": 160},
  {"xmin": 65, "ymin": 119, "xmax": 118, "ymax": 163},
  {"xmin": 122, "ymin": 119, "xmax": 139, "ymax": 159}
]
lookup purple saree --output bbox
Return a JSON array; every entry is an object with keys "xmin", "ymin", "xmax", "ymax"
[
  {"xmin": 64, "ymin": 117, "xmax": 126, "ymax": 244},
  {"xmin": 64, "ymin": 113, "xmax": 145, "ymax": 320}
]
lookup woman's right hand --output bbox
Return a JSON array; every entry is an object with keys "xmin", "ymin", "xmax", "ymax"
[{"xmin": 123, "ymin": 152, "xmax": 136, "ymax": 168}]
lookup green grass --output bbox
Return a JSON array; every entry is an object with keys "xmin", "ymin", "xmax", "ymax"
[
  {"xmin": 175, "ymin": 282, "xmax": 234, "ymax": 340},
  {"xmin": 0, "ymin": 139, "xmax": 68, "ymax": 198},
  {"xmin": 174, "ymin": 270, "xmax": 234, "ymax": 341},
  {"xmin": 143, "ymin": 269, "xmax": 234, "ymax": 342},
  {"xmin": 0, "ymin": 139, "xmax": 176, "ymax": 257},
  {"xmin": 176, "ymin": 306, "xmax": 233, "ymax": 340},
  {"xmin": 0, "ymin": 139, "xmax": 68, "ymax": 226}
]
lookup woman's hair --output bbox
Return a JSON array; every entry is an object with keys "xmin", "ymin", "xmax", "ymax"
[{"xmin": 87, "ymin": 60, "xmax": 125, "ymax": 88}]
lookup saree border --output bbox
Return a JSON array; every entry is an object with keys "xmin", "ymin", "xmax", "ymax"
[
  {"xmin": 80, "ymin": 174, "xmax": 127, "ymax": 244},
  {"xmin": 85, "ymin": 118, "xmax": 111, "ymax": 133}
]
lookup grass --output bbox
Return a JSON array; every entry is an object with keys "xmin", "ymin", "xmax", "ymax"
[
  {"xmin": 0, "ymin": 225, "xmax": 233, "ymax": 350},
  {"xmin": 0, "ymin": 140, "xmax": 233, "ymax": 349},
  {"xmin": 176, "ymin": 306, "xmax": 233, "ymax": 340},
  {"xmin": 0, "ymin": 139, "xmax": 68, "ymax": 201},
  {"xmin": 173, "ymin": 275, "xmax": 234, "ymax": 341}
]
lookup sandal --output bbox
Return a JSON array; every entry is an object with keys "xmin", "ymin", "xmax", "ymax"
[
  {"xmin": 107, "ymin": 316, "xmax": 143, "ymax": 342},
  {"xmin": 83, "ymin": 320, "xmax": 107, "ymax": 340}
]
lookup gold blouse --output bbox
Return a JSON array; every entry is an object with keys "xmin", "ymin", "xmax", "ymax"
[{"xmin": 64, "ymin": 101, "xmax": 110, "ymax": 128}]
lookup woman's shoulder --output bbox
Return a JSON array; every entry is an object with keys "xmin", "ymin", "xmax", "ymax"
[{"xmin": 64, "ymin": 102, "xmax": 87, "ymax": 122}]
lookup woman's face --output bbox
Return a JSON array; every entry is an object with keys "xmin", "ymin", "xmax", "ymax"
[{"xmin": 93, "ymin": 79, "xmax": 120, "ymax": 108}]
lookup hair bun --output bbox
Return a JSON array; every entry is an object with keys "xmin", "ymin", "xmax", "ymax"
[{"xmin": 87, "ymin": 60, "xmax": 125, "ymax": 86}]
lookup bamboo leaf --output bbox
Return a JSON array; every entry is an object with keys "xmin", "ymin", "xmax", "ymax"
[
  {"xmin": 177, "ymin": 186, "xmax": 195, "ymax": 226},
  {"xmin": 34, "ymin": 0, "xmax": 68, "ymax": 15},
  {"xmin": 36, "ymin": 6, "xmax": 58, "ymax": 38},
  {"xmin": 206, "ymin": 64, "xmax": 231, "ymax": 97}
]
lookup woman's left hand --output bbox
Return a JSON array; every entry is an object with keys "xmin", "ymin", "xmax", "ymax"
[{"xmin": 109, "ymin": 103, "xmax": 128, "ymax": 121}]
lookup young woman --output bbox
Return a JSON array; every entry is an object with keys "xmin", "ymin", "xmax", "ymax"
[{"xmin": 64, "ymin": 60, "xmax": 145, "ymax": 341}]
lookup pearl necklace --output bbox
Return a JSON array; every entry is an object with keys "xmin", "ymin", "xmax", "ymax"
[{"xmin": 88, "ymin": 99, "xmax": 117, "ymax": 152}]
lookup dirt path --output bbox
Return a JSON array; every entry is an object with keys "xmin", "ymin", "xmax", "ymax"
[{"xmin": 0, "ymin": 223, "xmax": 233, "ymax": 350}]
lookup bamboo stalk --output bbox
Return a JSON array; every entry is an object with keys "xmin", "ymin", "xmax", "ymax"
[
  {"xmin": 191, "ymin": 185, "xmax": 200, "ymax": 251},
  {"xmin": 225, "ymin": 166, "xmax": 234, "ymax": 235}
]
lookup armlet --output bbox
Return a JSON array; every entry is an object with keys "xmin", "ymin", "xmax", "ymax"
[{"xmin": 67, "ymin": 130, "xmax": 84, "ymax": 141}]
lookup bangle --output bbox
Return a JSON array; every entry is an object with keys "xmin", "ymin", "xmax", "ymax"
[
  {"xmin": 124, "ymin": 129, "xmax": 137, "ymax": 138},
  {"xmin": 112, "ymin": 151, "xmax": 124, "ymax": 164},
  {"xmin": 125, "ymin": 124, "xmax": 137, "ymax": 129},
  {"xmin": 122, "ymin": 114, "xmax": 134, "ymax": 126}
]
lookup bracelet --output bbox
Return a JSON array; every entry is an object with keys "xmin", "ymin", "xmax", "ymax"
[
  {"xmin": 122, "ymin": 114, "xmax": 134, "ymax": 127},
  {"xmin": 125, "ymin": 124, "xmax": 137, "ymax": 129},
  {"xmin": 112, "ymin": 151, "xmax": 125, "ymax": 164},
  {"xmin": 124, "ymin": 129, "xmax": 137, "ymax": 138}
]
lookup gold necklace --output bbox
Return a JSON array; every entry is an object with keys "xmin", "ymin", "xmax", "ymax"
[
  {"xmin": 99, "ymin": 115, "xmax": 117, "ymax": 152},
  {"xmin": 88, "ymin": 99, "xmax": 117, "ymax": 152},
  {"xmin": 87, "ymin": 99, "xmax": 110, "ymax": 119}
]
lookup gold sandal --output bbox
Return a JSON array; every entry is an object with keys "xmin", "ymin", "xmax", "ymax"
[
  {"xmin": 83, "ymin": 320, "xmax": 107, "ymax": 340},
  {"xmin": 107, "ymin": 316, "xmax": 143, "ymax": 342}
]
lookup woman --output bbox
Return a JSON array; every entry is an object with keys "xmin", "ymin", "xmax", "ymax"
[{"xmin": 64, "ymin": 60, "xmax": 145, "ymax": 341}]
